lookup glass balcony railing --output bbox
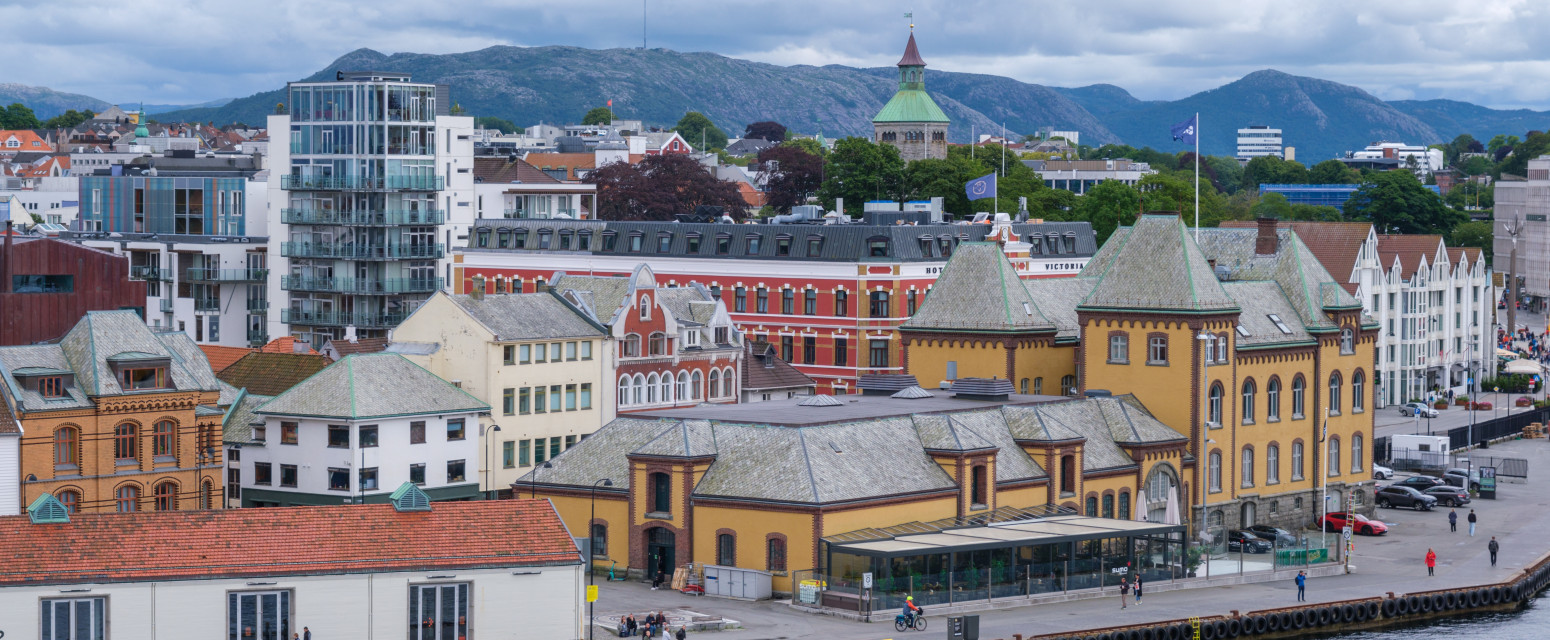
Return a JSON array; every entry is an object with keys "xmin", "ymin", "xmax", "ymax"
[
  {"xmin": 247, "ymin": 299, "xmax": 270, "ymax": 312},
  {"xmin": 280, "ymin": 242, "xmax": 444, "ymax": 260},
  {"xmin": 184, "ymin": 268, "xmax": 269, "ymax": 282},
  {"xmin": 247, "ymin": 329, "xmax": 268, "ymax": 346},
  {"xmin": 281, "ymin": 309, "xmax": 409, "ymax": 328},
  {"xmin": 193, "ymin": 298, "xmax": 221, "ymax": 312},
  {"xmin": 281, "ymin": 276, "xmax": 444, "ymax": 294},
  {"xmin": 280, "ymin": 209, "xmax": 446, "ymax": 226},
  {"xmin": 130, "ymin": 266, "xmax": 171, "ymax": 281},
  {"xmin": 281, "ymin": 175, "xmax": 444, "ymax": 191},
  {"xmin": 158, "ymin": 298, "xmax": 173, "ymax": 313}
]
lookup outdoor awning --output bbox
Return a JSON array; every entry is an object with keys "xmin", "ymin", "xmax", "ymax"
[
  {"xmin": 1505, "ymin": 359, "xmax": 1543, "ymax": 375},
  {"xmin": 826, "ymin": 514, "xmax": 1187, "ymax": 558}
]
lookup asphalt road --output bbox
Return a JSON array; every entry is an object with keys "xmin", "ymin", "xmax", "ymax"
[{"xmin": 1373, "ymin": 392, "xmax": 1543, "ymax": 440}]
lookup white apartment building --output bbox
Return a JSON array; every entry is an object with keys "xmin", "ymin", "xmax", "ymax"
[
  {"xmin": 1025, "ymin": 159, "xmax": 1156, "ymax": 194},
  {"xmin": 234, "ymin": 353, "xmax": 488, "ymax": 507},
  {"xmin": 1494, "ymin": 155, "xmax": 1550, "ymax": 311},
  {"xmin": 1345, "ymin": 142, "xmax": 1446, "ymax": 176},
  {"xmin": 471, "ymin": 155, "xmax": 597, "ymax": 220},
  {"xmin": 266, "ymin": 71, "xmax": 476, "ymax": 347},
  {"xmin": 1236, "ymin": 125, "xmax": 1284, "ymax": 162}
]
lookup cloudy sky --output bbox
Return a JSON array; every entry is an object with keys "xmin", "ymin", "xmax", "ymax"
[{"xmin": 7, "ymin": 0, "xmax": 1550, "ymax": 109}]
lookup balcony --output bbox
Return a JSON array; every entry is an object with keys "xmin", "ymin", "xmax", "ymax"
[
  {"xmin": 280, "ymin": 208, "xmax": 446, "ymax": 226},
  {"xmin": 130, "ymin": 266, "xmax": 171, "ymax": 281},
  {"xmin": 184, "ymin": 268, "xmax": 270, "ymax": 282},
  {"xmin": 281, "ymin": 276, "xmax": 444, "ymax": 295},
  {"xmin": 281, "ymin": 309, "xmax": 409, "ymax": 328},
  {"xmin": 193, "ymin": 298, "xmax": 221, "ymax": 313},
  {"xmin": 247, "ymin": 299, "xmax": 270, "ymax": 312},
  {"xmin": 247, "ymin": 329, "xmax": 268, "ymax": 346},
  {"xmin": 158, "ymin": 298, "xmax": 173, "ymax": 313},
  {"xmin": 281, "ymin": 175, "xmax": 444, "ymax": 191},
  {"xmin": 280, "ymin": 242, "xmax": 444, "ymax": 260}
]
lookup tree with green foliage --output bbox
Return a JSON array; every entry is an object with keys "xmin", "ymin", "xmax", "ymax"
[
  {"xmin": 1203, "ymin": 155, "xmax": 1245, "ymax": 195},
  {"xmin": 1240, "ymin": 156, "xmax": 1309, "ymax": 191},
  {"xmin": 1249, "ymin": 191, "xmax": 1294, "ymax": 220},
  {"xmin": 1497, "ymin": 132, "xmax": 1550, "ymax": 178},
  {"xmin": 1074, "ymin": 180, "xmax": 1141, "ymax": 245},
  {"xmin": 816, "ymin": 137, "xmax": 904, "ymax": 214},
  {"xmin": 1446, "ymin": 182, "xmax": 1494, "ymax": 211},
  {"xmin": 1488, "ymin": 134, "xmax": 1520, "ymax": 157},
  {"xmin": 475, "ymin": 116, "xmax": 520, "ymax": 134},
  {"xmin": 1308, "ymin": 159, "xmax": 1359, "ymax": 184},
  {"xmin": 780, "ymin": 137, "xmax": 826, "ymax": 157},
  {"xmin": 672, "ymin": 111, "xmax": 728, "ymax": 152},
  {"xmin": 0, "ymin": 103, "xmax": 41, "ymax": 130},
  {"xmin": 1457, "ymin": 155, "xmax": 1493, "ymax": 176},
  {"xmin": 1137, "ymin": 173, "xmax": 1192, "ymax": 214},
  {"xmin": 41, "ymin": 109, "xmax": 94, "ymax": 129},
  {"xmin": 1449, "ymin": 221, "xmax": 1494, "ymax": 264},
  {"xmin": 1345, "ymin": 170, "xmax": 1464, "ymax": 234},
  {"xmin": 581, "ymin": 107, "xmax": 613, "ymax": 125}
]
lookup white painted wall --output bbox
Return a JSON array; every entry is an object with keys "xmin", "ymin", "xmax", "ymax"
[
  {"xmin": 0, "ymin": 434, "xmax": 18, "ymax": 515},
  {"xmin": 0, "ymin": 565, "xmax": 583, "ymax": 640}
]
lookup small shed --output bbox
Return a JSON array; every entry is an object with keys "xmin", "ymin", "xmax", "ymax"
[{"xmin": 702, "ymin": 564, "xmax": 773, "ymax": 600}]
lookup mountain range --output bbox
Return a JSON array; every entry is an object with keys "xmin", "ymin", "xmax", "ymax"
[{"xmin": 14, "ymin": 45, "xmax": 1550, "ymax": 162}]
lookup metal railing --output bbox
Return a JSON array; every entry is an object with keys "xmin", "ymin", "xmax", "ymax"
[
  {"xmin": 280, "ymin": 242, "xmax": 444, "ymax": 260},
  {"xmin": 281, "ymin": 309, "xmax": 409, "ymax": 328},
  {"xmin": 247, "ymin": 329, "xmax": 268, "ymax": 346},
  {"xmin": 280, "ymin": 208, "xmax": 445, "ymax": 226},
  {"xmin": 281, "ymin": 175, "xmax": 444, "ymax": 191},
  {"xmin": 158, "ymin": 298, "xmax": 172, "ymax": 313},
  {"xmin": 130, "ymin": 266, "xmax": 171, "ymax": 281},
  {"xmin": 281, "ymin": 276, "xmax": 443, "ymax": 294},
  {"xmin": 247, "ymin": 299, "xmax": 270, "ymax": 312},
  {"xmin": 184, "ymin": 268, "xmax": 269, "ymax": 282},
  {"xmin": 193, "ymin": 298, "xmax": 221, "ymax": 312}
]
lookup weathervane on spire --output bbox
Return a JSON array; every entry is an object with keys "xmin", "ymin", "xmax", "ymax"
[{"xmin": 905, "ymin": 12, "xmax": 913, "ymax": 31}]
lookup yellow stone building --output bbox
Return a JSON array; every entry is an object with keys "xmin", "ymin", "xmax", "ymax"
[{"xmin": 901, "ymin": 215, "xmax": 1378, "ymax": 537}]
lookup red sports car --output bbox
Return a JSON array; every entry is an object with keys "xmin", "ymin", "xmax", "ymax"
[{"xmin": 1323, "ymin": 512, "xmax": 1387, "ymax": 536}]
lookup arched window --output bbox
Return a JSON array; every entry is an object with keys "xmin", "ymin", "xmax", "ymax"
[
  {"xmin": 1351, "ymin": 434, "xmax": 1365, "ymax": 473},
  {"xmin": 717, "ymin": 533, "xmax": 736, "ymax": 566},
  {"xmin": 57, "ymin": 490, "xmax": 80, "ymax": 514},
  {"xmin": 1328, "ymin": 371, "xmax": 1343, "ymax": 415},
  {"xmin": 618, "ymin": 375, "xmax": 632, "ymax": 406},
  {"xmin": 1292, "ymin": 376, "xmax": 1306, "ymax": 418},
  {"xmin": 677, "ymin": 372, "xmax": 689, "ymax": 402},
  {"xmin": 1266, "ymin": 444, "xmax": 1281, "ymax": 484},
  {"xmin": 1119, "ymin": 490, "xmax": 1132, "ymax": 520},
  {"xmin": 1216, "ymin": 332, "xmax": 1229, "ymax": 362},
  {"xmin": 1241, "ymin": 379, "xmax": 1256, "ymax": 424},
  {"xmin": 691, "ymin": 371, "xmax": 703, "ymax": 400},
  {"xmin": 1352, "ymin": 371, "xmax": 1366, "ymax": 413},
  {"xmin": 1292, "ymin": 442, "xmax": 1305, "ymax": 480},
  {"xmin": 709, "ymin": 369, "xmax": 721, "ymax": 398},
  {"xmin": 639, "ymin": 295, "xmax": 652, "ymax": 320},
  {"xmin": 1034, "ymin": 377, "xmax": 1043, "ymax": 395},
  {"xmin": 622, "ymin": 334, "xmax": 641, "ymax": 358},
  {"xmin": 1086, "ymin": 496, "xmax": 1098, "ymax": 516},
  {"xmin": 1208, "ymin": 383, "xmax": 1224, "ymax": 425},
  {"xmin": 1241, "ymin": 447, "xmax": 1254, "ymax": 488},
  {"xmin": 1267, "ymin": 378, "xmax": 1281, "ymax": 421},
  {"xmin": 1060, "ymin": 375, "xmax": 1075, "ymax": 396},
  {"xmin": 646, "ymin": 373, "xmax": 659, "ymax": 404},
  {"xmin": 724, "ymin": 368, "xmax": 736, "ymax": 396},
  {"xmin": 153, "ymin": 420, "xmax": 176, "ymax": 457},
  {"xmin": 659, "ymin": 374, "xmax": 672, "ymax": 404},
  {"xmin": 1208, "ymin": 452, "xmax": 1222, "ymax": 493},
  {"xmin": 116, "ymin": 485, "xmax": 139, "ymax": 512},
  {"xmin": 1327, "ymin": 437, "xmax": 1341, "ymax": 477},
  {"xmin": 767, "ymin": 537, "xmax": 787, "ymax": 572},
  {"xmin": 632, "ymin": 374, "xmax": 645, "ymax": 405},
  {"xmin": 591, "ymin": 523, "xmax": 609, "ymax": 557},
  {"xmin": 54, "ymin": 426, "xmax": 78, "ymax": 465},
  {"xmin": 648, "ymin": 332, "xmax": 666, "ymax": 356},
  {"xmin": 154, "ymin": 482, "xmax": 177, "ymax": 510},
  {"xmin": 1340, "ymin": 328, "xmax": 1354, "ymax": 354},
  {"xmin": 114, "ymin": 423, "xmax": 137, "ymax": 461}
]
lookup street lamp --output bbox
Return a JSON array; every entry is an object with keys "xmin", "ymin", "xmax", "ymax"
[
  {"xmin": 1196, "ymin": 330, "xmax": 1213, "ymax": 578},
  {"xmin": 589, "ymin": 478, "xmax": 615, "ymax": 640},
  {"xmin": 484, "ymin": 424, "xmax": 502, "ymax": 501},
  {"xmin": 531, "ymin": 461, "xmax": 553, "ymax": 498}
]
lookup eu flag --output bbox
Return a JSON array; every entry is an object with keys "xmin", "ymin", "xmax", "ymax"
[
  {"xmin": 1171, "ymin": 115, "xmax": 1197, "ymax": 145},
  {"xmin": 965, "ymin": 172, "xmax": 996, "ymax": 201}
]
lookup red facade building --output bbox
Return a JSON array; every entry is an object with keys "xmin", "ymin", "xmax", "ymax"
[{"xmin": 0, "ymin": 232, "xmax": 146, "ymax": 345}]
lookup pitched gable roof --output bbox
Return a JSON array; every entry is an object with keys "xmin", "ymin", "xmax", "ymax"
[
  {"xmin": 903, "ymin": 242, "xmax": 1055, "ymax": 332},
  {"xmin": 434, "ymin": 291, "xmax": 605, "ymax": 341},
  {"xmin": 743, "ymin": 342, "xmax": 816, "ymax": 392},
  {"xmin": 472, "ymin": 156, "xmax": 561, "ymax": 184},
  {"xmin": 256, "ymin": 354, "xmax": 488, "ymax": 420},
  {"xmin": 198, "ymin": 345, "xmax": 254, "ymax": 373},
  {"xmin": 1220, "ymin": 220, "xmax": 1373, "ymax": 294},
  {"xmin": 217, "ymin": 352, "xmax": 333, "ymax": 396},
  {"xmin": 1376, "ymin": 234, "xmax": 1446, "ymax": 280},
  {"xmin": 1080, "ymin": 215, "xmax": 1237, "ymax": 314},
  {"xmin": 1195, "ymin": 227, "xmax": 1361, "ymax": 330}
]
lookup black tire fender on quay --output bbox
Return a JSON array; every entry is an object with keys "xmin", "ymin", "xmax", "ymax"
[
  {"xmin": 1382, "ymin": 598, "xmax": 1398, "ymax": 617},
  {"xmin": 1367, "ymin": 601, "xmax": 1381, "ymax": 619},
  {"xmin": 1342, "ymin": 603, "xmax": 1357, "ymax": 621},
  {"xmin": 1097, "ymin": 633, "xmax": 1112, "ymax": 640},
  {"xmin": 1267, "ymin": 613, "xmax": 1284, "ymax": 631},
  {"xmin": 1178, "ymin": 622, "xmax": 1195, "ymax": 639},
  {"xmin": 1407, "ymin": 595, "xmax": 1423, "ymax": 612},
  {"xmin": 1394, "ymin": 597, "xmax": 1410, "ymax": 615},
  {"xmin": 1432, "ymin": 594, "xmax": 1446, "ymax": 611},
  {"xmin": 1471, "ymin": 589, "xmax": 1484, "ymax": 607},
  {"xmin": 1224, "ymin": 619, "xmax": 1239, "ymax": 637},
  {"xmin": 1490, "ymin": 586, "xmax": 1503, "ymax": 603},
  {"xmin": 1419, "ymin": 596, "xmax": 1433, "ymax": 613},
  {"xmin": 1316, "ymin": 607, "xmax": 1332, "ymax": 625},
  {"xmin": 1213, "ymin": 619, "xmax": 1230, "ymax": 638},
  {"xmin": 1130, "ymin": 629, "xmax": 1145, "ymax": 640},
  {"xmin": 1292, "ymin": 610, "xmax": 1307, "ymax": 628},
  {"xmin": 1444, "ymin": 592, "xmax": 1457, "ymax": 609},
  {"xmin": 1253, "ymin": 614, "xmax": 1269, "ymax": 633}
]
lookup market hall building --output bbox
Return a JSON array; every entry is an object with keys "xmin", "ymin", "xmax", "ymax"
[{"xmin": 519, "ymin": 375, "xmax": 1192, "ymax": 602}]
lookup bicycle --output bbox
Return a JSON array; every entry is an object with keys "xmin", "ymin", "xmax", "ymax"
[{"xmin": 894, "ymin": 609, "xmax": 927, "ymax": 632}]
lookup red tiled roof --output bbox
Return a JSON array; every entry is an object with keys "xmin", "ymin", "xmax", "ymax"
[
  {"xmin": 1377, "ymin": 234, "xmax": 1445, "ymax": 280},
  {"xmin": 217, "ymin": 351, "xmax": 333, "ymax": 396},
  {"xmin": 0, "ymin": 130, "xmax": 53, "ymax": 153},
  {"xmin": 473, "ymin": 156, "xmax": 561, "ymax": 184},
  {"xmin": 737, "ymin": 181, "xmax": 766, "ymax": 207},
  {"xmin": 1220, "ymin": 221, "xmax": 1372, "ymax": 294},
  {"xmin": 328, "ymin": 337, "xmax": 390, "ymax": 358},
  {"xmin": 259, "ymin": 336, "xmax": 314, "ymax": 354},
  {"xmin": 743, "ymin": 342, "xmax": 816, "ymax": 391},
  {"xmin": 197, "ymin": 344, "xmax": 254, "ymax": 372},
  {"xmin": 0, "ymin": 500, "xmax": 580, "ymax": 586}
]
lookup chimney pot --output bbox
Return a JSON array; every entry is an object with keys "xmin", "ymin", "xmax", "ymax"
[{"xmin": 1255, "ymin": 217, "xmax": 1279, "ymax": 255}]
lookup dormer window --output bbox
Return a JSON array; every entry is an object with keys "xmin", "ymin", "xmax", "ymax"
[
  {"xmin": 1339, "ymin": 328, "xmax": 1354, "ymax": 354},
  {"xmin": 657, "ymin": 232, "xmax": 673, "ymax": 253},
  {"xmin": 775, "ymin": 235, "xmax": 792, "ymax": 256},
  {"xmin": 601, "ymin": 231, "xmax": 618, "ymax": 251},
  {"xmin": 40, "ymin": 376, "xmax": 65, "ymax": 398},
  {"xmin": 917, "ymin": 236, "xmax": 933, "ymax": 257},
  {"xmin": 119, "ymin": 367, "xmax": 167, "ymax": 390},
  {"xmin": 686, "ymin": 233, "xmax": 701, "ymax": 253},
  {"xmin": 807, "ymin": 236, "xmax": 824, "ymax": 256},
  {"xmin": 745, "ymin": 234, "xmax": 762, "ymax": 254},
  {"xmin": 716, "ymin": 234, "xmax": 731, "ymax": 255},
  {"xmin": 628, "ymin": 233, "xmax": 644, "ymax": 253},
  {"xmin": 578, "ymin": 231, "xmax": 593, "ymax": 250},
  {"xmin": 684, "ymin": 331, "xmax": 701, "ymax": 347},
  {"xmin": 867, "ymin": 236, "xmax": 891, "ymax": 258},
  {"xmin": 537, "ymin": 229, "xmax": 552, "ymax": 249},
  {"xmin": 639, "ymin": 295, "xmax": 651, "ymax": 320}
]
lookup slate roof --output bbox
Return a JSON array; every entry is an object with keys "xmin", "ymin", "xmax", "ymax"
[
  {"xmin": 903, "ymin": 242, "xmax": 1055, "ymax": 333},
  {"xmin": 0, "ymin": 500, "xmax": 581, "ymax": 586},
  {"xmin": 432, "ymin": 291, "xmax": 605, "ymax": 341},
  {"xmin": 256, "ymin": 353, "xmax": 489, "ymax": 420},
  {"xmin": 1023, "ymin": 277, "xmax": 1095, "ymax": 341},
  {"xmin": 1220, "ymin": 221, "xmax": 1372, "ymax": 294},
  {"xmin": 1222, "ymin": 281, "xmax": 1315, "ymax": 347},
  {"xmin": 1080, "ymin": 215, "xmax": 1238, "ymax": 314},
  {"xmin": 551, "ymin": 273, "xmax": 634, "ymax": 326},
  {"xmin": 526, "ymin": 392, "xmax": 1184, "ymax": 505},
  {"xmin": 217, "ymin": 352, "xmax": 333, "ymax": 396},
  {"xmin": 222, "ymin": 390, "xmax": 271, "ymax": 445},
  {"xmin": 1196, "ymin": 227, "xmax": 1362, "ymax": 329},
  {"xmin": 744, "ymin": 342, "xmax": 816, "ymax": 392},
  {"xmin": 724, "ymin": 138, "xmax": 775, "ymax": 157}
]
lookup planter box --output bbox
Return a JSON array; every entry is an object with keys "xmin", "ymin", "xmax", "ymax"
[
  {"xmin": 1434, "ymin": 402, "xmax": 1449, "ymax": 410},
  {"xmin": 1455, "ymin": 397, "xmax": 1471, "ymax": 406}
]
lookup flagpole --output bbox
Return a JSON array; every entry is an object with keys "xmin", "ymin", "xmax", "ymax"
[{"xmin": 1194, "ymin": 111, "xmax": 1200, "ymax": 241}]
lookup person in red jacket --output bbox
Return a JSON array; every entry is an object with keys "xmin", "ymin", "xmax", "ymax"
[{"xmin": 1426, "ymin": 548, "xmax": 1437, "ymax": 576}]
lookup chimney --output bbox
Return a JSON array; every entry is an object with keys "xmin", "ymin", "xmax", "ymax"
[
  {"xmin": 470, "ymin": 275, "xmax": 486, "ymax": 300},
  {"xmin": 1255, "ymin": 217, "xmax": 1279, "ymax": 255}
]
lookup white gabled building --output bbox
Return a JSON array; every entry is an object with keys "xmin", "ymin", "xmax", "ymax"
[{"xmin": 232, "ymin": 352, "xmax": 488, "ymax": 507}]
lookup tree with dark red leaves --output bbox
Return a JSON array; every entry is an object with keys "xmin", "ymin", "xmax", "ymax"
[
  {"xmin": 757, "ymin": 144, "xmax": 824, "ymax": 213},
  {"xmin": 587, "ymin": 154, "xmax": 749, "ymax": 221}
]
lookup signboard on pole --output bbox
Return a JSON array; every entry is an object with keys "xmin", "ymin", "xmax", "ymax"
[
  {"xmin": 862, "ymin": 572, "xmax": 873, "ymax": 589},
  {"xmin": 1480, "ymin": 466, "xmax": 1498, "ymax": 499}
]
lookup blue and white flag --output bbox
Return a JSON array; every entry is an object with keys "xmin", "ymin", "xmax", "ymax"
[
  {"xmin": 965, "ymin": 172, "xmax": 996, "ymax": 201},
  {"xmin": 1171, "ymin": 115, "xmax": 1198, "ymax": 145}
]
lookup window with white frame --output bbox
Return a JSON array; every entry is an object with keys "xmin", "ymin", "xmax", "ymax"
[
  {"xmin": 409, "ymin": 583, "xmax": 468, "ymax": 640},
  {"xmin": 228, "ymin": 590, "xmax": 291, "ymax": 640},
  {"xmin": 42, "ymin": 597, "xmax": 107, "ymax": 640}
]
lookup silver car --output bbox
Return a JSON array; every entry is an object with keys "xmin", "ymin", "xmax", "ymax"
[{"xmin": 1398, "ymin": 402, "xmax": 1439, "ymax": 418}]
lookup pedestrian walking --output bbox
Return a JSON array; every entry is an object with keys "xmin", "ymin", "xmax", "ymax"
[
  {"xmin": 1426, "ymin": 548, "xmax": 1437, "ymax": 576},
  {"xmin": 303, "ymin": 628, "xmax": 311, "ymax": 640},
  {"xmin": 675, "ymin": 626, "xmax": 687, "ymax": 640},
  {"xmin": 1468, "ymin": 509, "xmax": 1478, "ymax": 536},
  {"xmin": 1448, "ymin": 509, "xmax": 1458, "ymax": 533},
  {"xmin": 1295, "ymin": 571, "xmax": 1306, "ymax": 601},
  {"xmin": 1118, "ymin": 577, "xmax": 1129, "ymax": 609},
  {"xmin": 1489, "ymin": 537, "xmax": 1500, "ymax": 567},
  {"xmin": 1134, "ymin": 575, "xmax": 1144, "ymax": 605}
]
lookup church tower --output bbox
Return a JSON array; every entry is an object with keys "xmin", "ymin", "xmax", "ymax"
[{"xmin": 872, "ymin": 32, "xmax": 949, "ymax": 161}]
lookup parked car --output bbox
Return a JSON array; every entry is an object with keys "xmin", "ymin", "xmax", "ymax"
[
  {"xmin": 1372, "ymin": 463, "xmax": 1394, "ymax": 480},
  {"xmin": 1392, "ymin": 475, "xmax": 1447, "ymax": 491},
  {"xmin": 1443, "ymin": 468, "xmax": 1482, "ymax": 491},
  {"xmin": 1423, "ymin": 485, "xmax": 1471, "ymax": 507},
  {"xmin": 1324, "ymin": 512, "xmax": 1388, "ymax": 536},
  {"xmin": 1398, "ymin": 402, "xmax": 1439, "ymax": 418},
  {"xmin": 1227, "ymin": 530, "xmax": 1274, "ymax": 554},
  {"xmin": 1246, "ymin": 524, "xmax": 1299, "ymax": 547},
  {"xmin": 1375, "ymin": 485, "xmax": 1437, "ymax": 510}
]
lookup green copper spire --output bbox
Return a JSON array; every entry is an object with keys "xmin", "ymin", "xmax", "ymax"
[{"xmin": 134, "ymin": 104, "xmax": 149, "ymax": 138}]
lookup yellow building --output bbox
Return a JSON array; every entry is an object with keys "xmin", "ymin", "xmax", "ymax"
[{"xmin": 901, "ymin": 215, "xmax": 1379, "ymax": 537}]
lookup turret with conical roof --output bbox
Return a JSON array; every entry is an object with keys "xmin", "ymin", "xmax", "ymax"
[
  {"xmin": 873, "ymin": 32, "xmax": 949, "ymax": 161},
  {"xmin": 133, "ymin": 106, "xmax": 149, "ymax": 139}
]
